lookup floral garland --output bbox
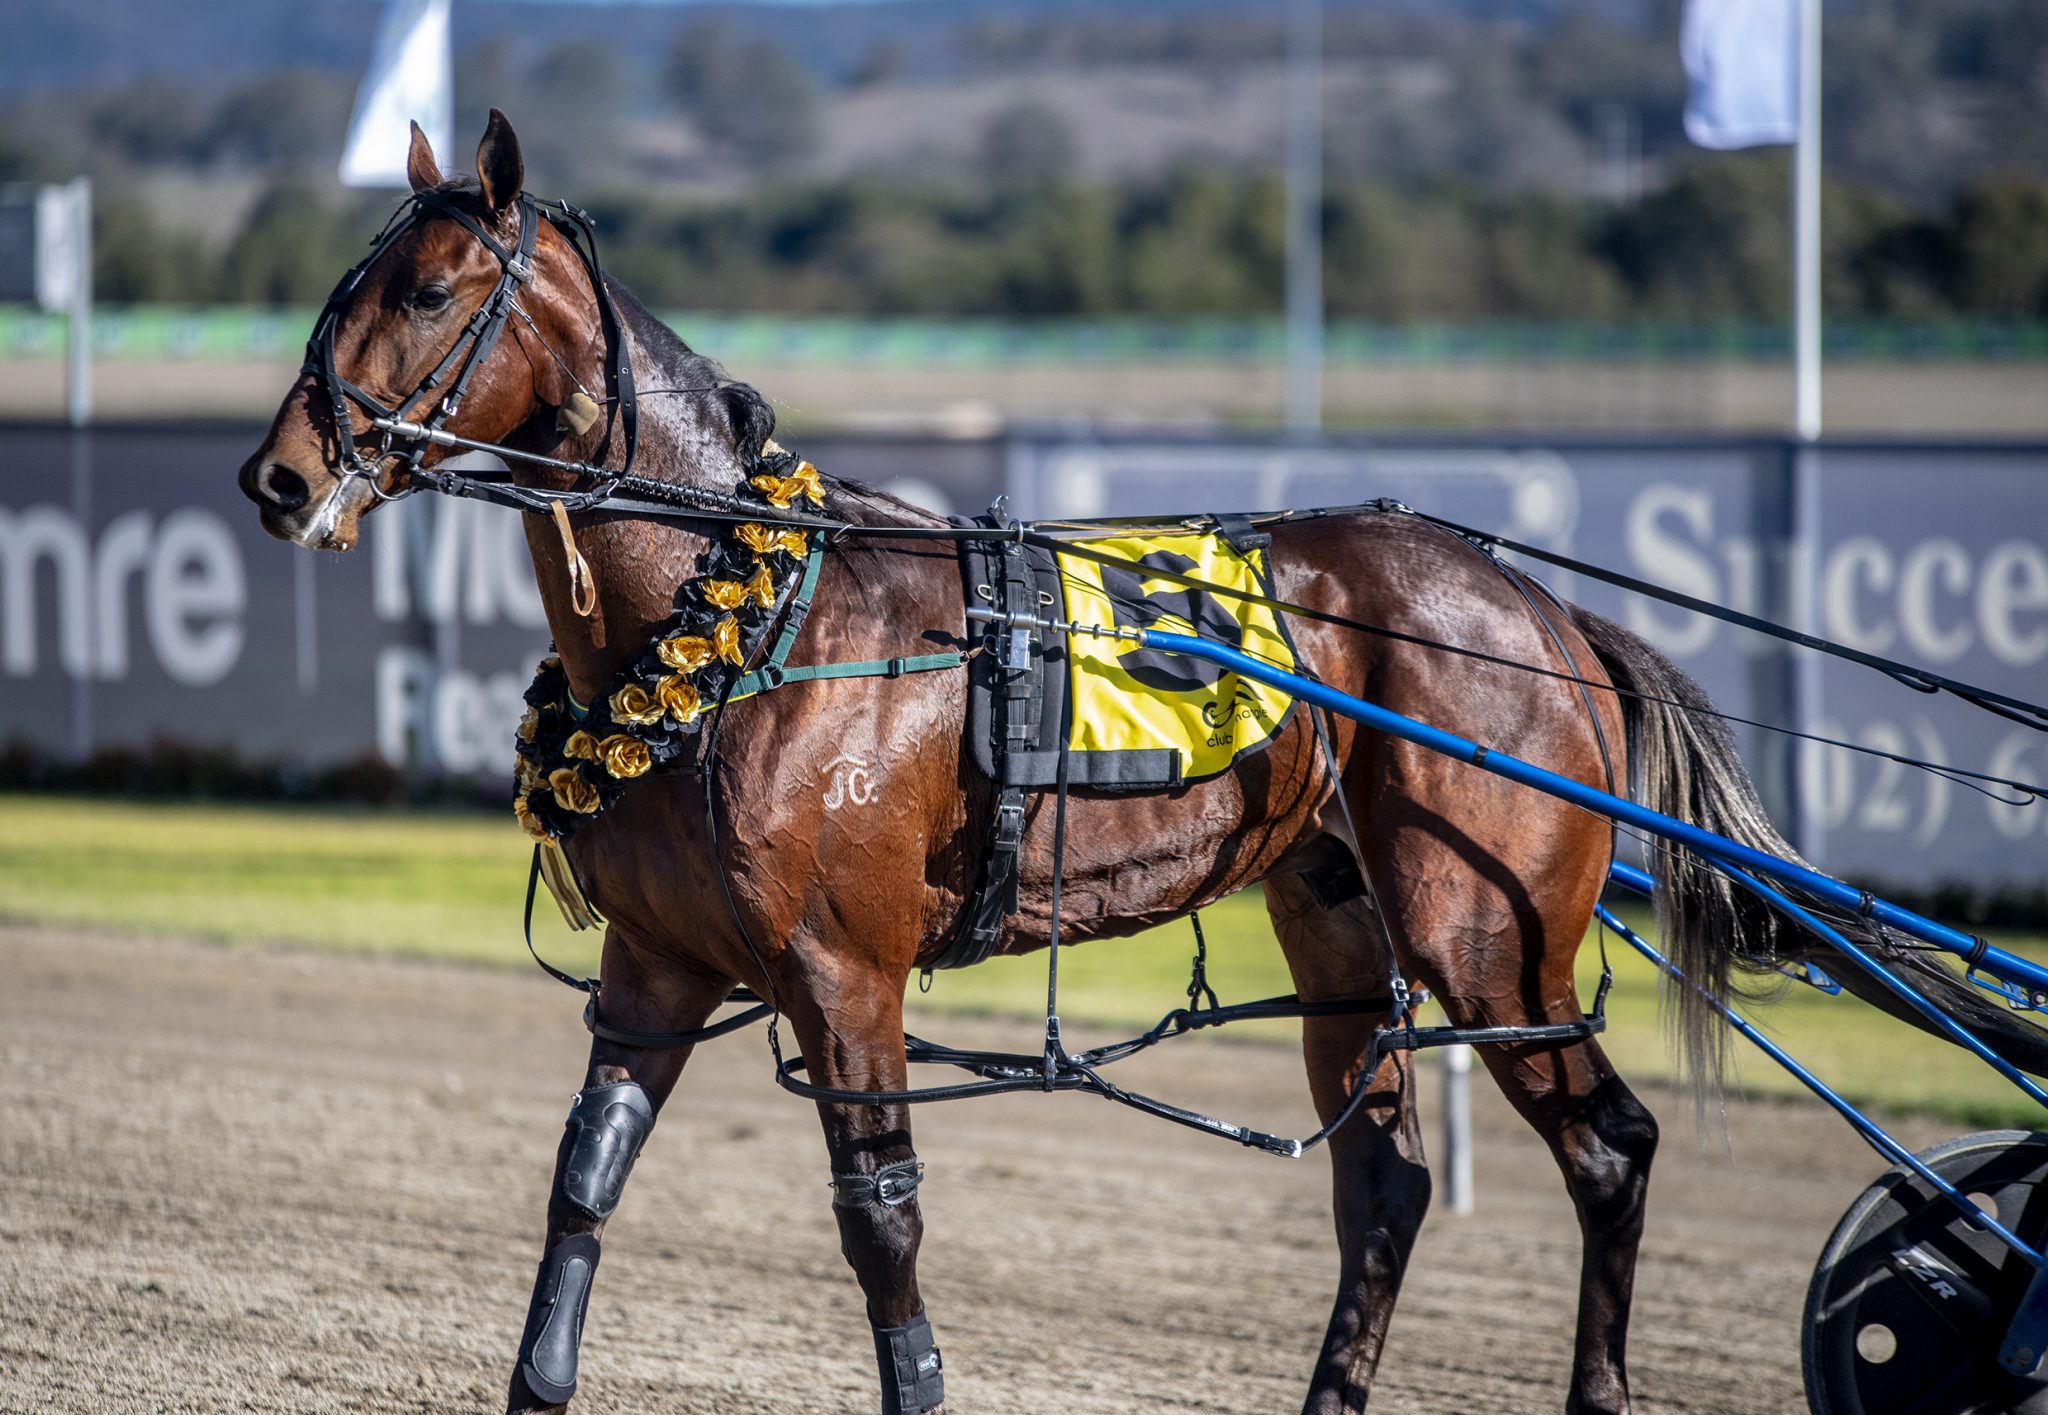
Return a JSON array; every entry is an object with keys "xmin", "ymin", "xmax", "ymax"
[{"xmin": 512, "ymin": 451, "xmax": 826, "ymax": 842}]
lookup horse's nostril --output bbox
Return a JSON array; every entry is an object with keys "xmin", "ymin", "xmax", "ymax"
[{"xmin": 259, "ymin": 464, "xmax": 311, "ymax": 512}]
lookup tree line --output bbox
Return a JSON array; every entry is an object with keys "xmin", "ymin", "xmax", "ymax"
[
  {"xmin": 1, "ymin": 0, "xmax": 2041, "ymax": 321},
  {"xmin": 77, "ymin": 156, "xmax": 2048, "ymax": 322}
]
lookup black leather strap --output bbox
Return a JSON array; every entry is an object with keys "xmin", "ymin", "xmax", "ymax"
[
  {"xmin": 831, "ymin": 1159, "xmax": 925, "ymax": 1211},
  {"xmin": 936, "ymin": 527, "xmax": 1046, "ymax": 971}
]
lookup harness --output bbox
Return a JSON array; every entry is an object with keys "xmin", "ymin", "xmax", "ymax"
[{"xmin": 304, "ymin": 190, "xmax": 2048, "ymax": 1163}]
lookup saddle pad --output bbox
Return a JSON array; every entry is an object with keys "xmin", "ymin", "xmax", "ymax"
[
  {"xmin": 1056, "ymin": 530, "xmax": 1298, "ymax": 784},
  {"xmin": 962, "ymin": 524, "xmax": 1298, "ymax": 791}
]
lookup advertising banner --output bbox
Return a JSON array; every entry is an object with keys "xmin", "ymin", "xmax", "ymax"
[
  {"xmin": 2, "ymin": 422, "xmax": 2037, "ymax": 890},
  {"xmin": 0, "ymin": 423, "xmax": 1000, "ymax": 776}
]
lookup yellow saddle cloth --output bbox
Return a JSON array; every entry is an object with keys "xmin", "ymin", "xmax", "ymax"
[{"xmin": 1054, "ymin": 530, "xmax": 1298, "ymax": 784}]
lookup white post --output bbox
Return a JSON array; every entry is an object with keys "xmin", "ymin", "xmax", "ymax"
[
  {"xmin": 1284, "ymin": 0, "xmax": 1322, "ymax": 434},
  {"xmin": 1792, "ymin": 0, "xmax": 1820, "ymax": 442},
  {"xmin": 65, "ymin": 177, "xmax": 91, "ymax": 429},
  {"xmin": 1441, "ymin": 1042, "xmax": 1474, "ymax": 1216},
  {"xmin": 1789, "ymin": 0, "xmax": 1825, "ymax": 855}
]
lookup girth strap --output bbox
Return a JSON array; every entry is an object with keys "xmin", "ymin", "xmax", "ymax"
[{"xmin": 935, "ymin": 530, "xmax": 1046, "ymax": 971}]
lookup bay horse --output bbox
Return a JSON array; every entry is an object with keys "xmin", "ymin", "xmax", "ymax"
[{"xmin": 234, "ymin": 114, "xmax": 2018, "ymax": 1415}]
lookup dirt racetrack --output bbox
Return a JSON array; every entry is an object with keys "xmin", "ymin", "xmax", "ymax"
[{"xmin": 0, "ymin": 922, "xmax": 1962, "ymax": 1414}]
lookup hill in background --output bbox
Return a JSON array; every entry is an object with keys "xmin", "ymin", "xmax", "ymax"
[{"xmin": 0, "ymin": 0, "xmax": 2043, "ymax": 321}]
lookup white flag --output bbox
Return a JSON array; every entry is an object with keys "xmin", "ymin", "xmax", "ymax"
[
  {"xmin": 339, "ymin": 0, "xmax": 453, "ymax": 187},
  {"xmin": 1681, "ymin": 0, "xmax": 1799, "ymax": 150}
]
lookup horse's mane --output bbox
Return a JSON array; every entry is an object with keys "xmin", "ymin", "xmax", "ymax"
[{"xmin": 609, "ymin": 274, "xmax": 945, "ymax": 530}]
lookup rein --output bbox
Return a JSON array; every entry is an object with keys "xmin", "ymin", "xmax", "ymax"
[{"xmin": 408, "ymin": 424, "xmax": 2048, "ymax": 808}]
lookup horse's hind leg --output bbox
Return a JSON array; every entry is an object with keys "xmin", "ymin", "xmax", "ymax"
[
  {"xmin": 506, "ymin": 929, "xmax": 733, "ymax": 1415},
  {"xmin": 782, "ymin": 962, "xmax": 946, "ymax": 1415},
  {"xmin": 1385, "ymin": 838, "xmax": 1659, "ymax": 1415},
  {"xmin": 1265, "ymin": 874, "xmax": 1431, "ymax": 1415}
]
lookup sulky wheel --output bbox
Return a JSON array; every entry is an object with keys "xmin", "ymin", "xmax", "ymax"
[{"xmin": 1804, "ymin": 1130, "xmax": 2048, "ymax": 1414}]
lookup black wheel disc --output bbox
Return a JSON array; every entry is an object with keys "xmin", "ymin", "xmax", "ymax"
[{"xmin": 1805, "ymin": 1130, "xmax": 2048, "ymax": 1414}]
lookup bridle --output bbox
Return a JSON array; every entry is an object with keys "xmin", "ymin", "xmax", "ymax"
[{"xmin": 300, "ymin": 187, "xmax": 639, "ymax": 503}]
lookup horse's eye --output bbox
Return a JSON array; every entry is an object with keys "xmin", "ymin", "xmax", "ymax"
[{"xmin": 412, "ymin": 285, "xmax": 452, "ymax": 313}]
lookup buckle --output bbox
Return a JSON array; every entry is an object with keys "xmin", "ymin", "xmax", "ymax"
[
  {"xmin": 884, "ymin": 657, "xmax": 908, "ymax": 678},
  {"xmin": 993, "ymin": 800, "xmax": 1025, "ymax": 851},
  {"xmin": 999, "ymin": 627, "xmax": 1034, "ymax": 671},
  {"xmin": 874, "ymin": 1165, "xmax": 922, "ymax": 1207},
  {"xmin": 759, "ymin": 664, "xmax": 785, "ymax": 690},
  {"xmin": 506, "ymin": 255, "xmax": 533, "ymax": 284}
]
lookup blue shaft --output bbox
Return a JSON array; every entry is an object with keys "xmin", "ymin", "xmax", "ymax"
[
  {"xmin": 1595, "ymin": 904, "xmax": 2043, "ymax": 1269},
  {"xmin": 1145, "ymin": 629, "xmax": 2045, "ymax": 991},
  {"xmin": 1717, "ymin": 860, "xmax": 2048, "ymax": 1105}
]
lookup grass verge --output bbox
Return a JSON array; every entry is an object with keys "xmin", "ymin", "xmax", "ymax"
[{"xmin": 3, "ymin": 793, "xmax": 2041, "ymax": 1128}]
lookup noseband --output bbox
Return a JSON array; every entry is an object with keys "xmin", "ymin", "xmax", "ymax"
[{"xmin": 301, "ymin": 188, "xmax": 639, "ymax": 500}]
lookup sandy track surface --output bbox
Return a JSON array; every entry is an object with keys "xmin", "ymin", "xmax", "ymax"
[{"xmin": 0, "ymin": 923, "xmax": 1957, "ymax": 1413}]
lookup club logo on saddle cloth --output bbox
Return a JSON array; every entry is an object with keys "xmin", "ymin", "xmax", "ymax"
[{"xmin": 1055, "ymin": 532, "xmax": 1299, "ymax": 782}]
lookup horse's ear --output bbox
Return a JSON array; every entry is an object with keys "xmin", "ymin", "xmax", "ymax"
[
  {"xmin": 406, "ymin": 121, "xmax": 443, "ymax": 194},
  {"xmin": 476, "ymin": 109, "xmax": 524, "ymax": 214}
]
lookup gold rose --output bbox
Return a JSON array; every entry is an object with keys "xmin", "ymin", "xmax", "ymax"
[
  {"xmin": 701, "ymin": 579, "xmax": 748, "ymax": 611},
  {"xmin": 744, "ymin": 563, "xmax": 778, "ymax": 607},
  {"xmin": 548, "ymin": 768, "xmax": 600, "ymax": 814},
  {"xmin": 736, "ymin": 523, "xmax": 809, "ymax": 559},
  {"xmin": 516, "ymin": 707, "xmax": 539, "ymax": 743},
  {"xmin": 749, "ymin": 462, "xmax": 824, "ymax": 509},
  {"xmin": 563, "ymin": 730, "xmax": 601, "ymax": 762},
  {"xmin": 513, "ymin": 792, "xmax": 549, "ymax": 840},
  {"xmin": 656, "ymin": 675, "xmax": 702, "ymax": 722},
  {"xmin": 657, "ymin": 635, "xmax": 713, "ymax": 673},
  {"xmin": 713, "ymin": 615, "xmax": 744, "ymax": 665},
  {"xmin": 598, "ymin": 734, "xmax": 652, "ymax": 779},
  {"xmin": 609, "ymin": 682, "xmax": 664, "ymax": 726}
]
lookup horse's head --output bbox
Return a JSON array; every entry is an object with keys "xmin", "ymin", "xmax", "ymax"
[{"xmin": 239, "ymin": 111, "xmax": 594, "ymax": 551}]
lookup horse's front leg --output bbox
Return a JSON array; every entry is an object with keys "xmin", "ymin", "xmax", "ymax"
[
  {"xmin": 507, "ymin": 928, "xmax": 733, "ymax": 1415},
  {"xmin": 788, "ymin": 966, "xmax": 946, "ymax": 1415}
]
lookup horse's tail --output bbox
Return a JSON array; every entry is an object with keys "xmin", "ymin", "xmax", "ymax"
[{"xmin": 1568, "ymin": 604, "xmax": 2048, "ymax": 1087}]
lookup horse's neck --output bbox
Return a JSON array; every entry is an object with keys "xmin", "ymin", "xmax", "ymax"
[{"xmin": 514, "ymin": 329, "xmax": 735, "ymax": 707}]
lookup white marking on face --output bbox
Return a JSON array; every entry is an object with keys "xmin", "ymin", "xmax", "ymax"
[
  {"xmin": 823, "ymin": 753, "xmax": 876, "ymax": 810},
  {"xmin": 296, "ymin": 473, "xmax": 373, "ymax": 550}
]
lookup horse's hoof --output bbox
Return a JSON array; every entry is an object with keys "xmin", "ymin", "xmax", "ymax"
[
  {"xmin": 1564, "ymin": 1394, "xmax": 1628, "ymax": 1415},
  {"xmin": 505, "ymin": 1368, "xmax": 568, "ymax": 1415}
]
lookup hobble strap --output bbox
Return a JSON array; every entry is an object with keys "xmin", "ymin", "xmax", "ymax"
[
  {"xmin": 872, "ymin": 1309, "xmax": 945, "ymax": 1415},
  {"xmin": 831, "ymin": 1158, "xmax": 925, "ymax": 1211}
]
